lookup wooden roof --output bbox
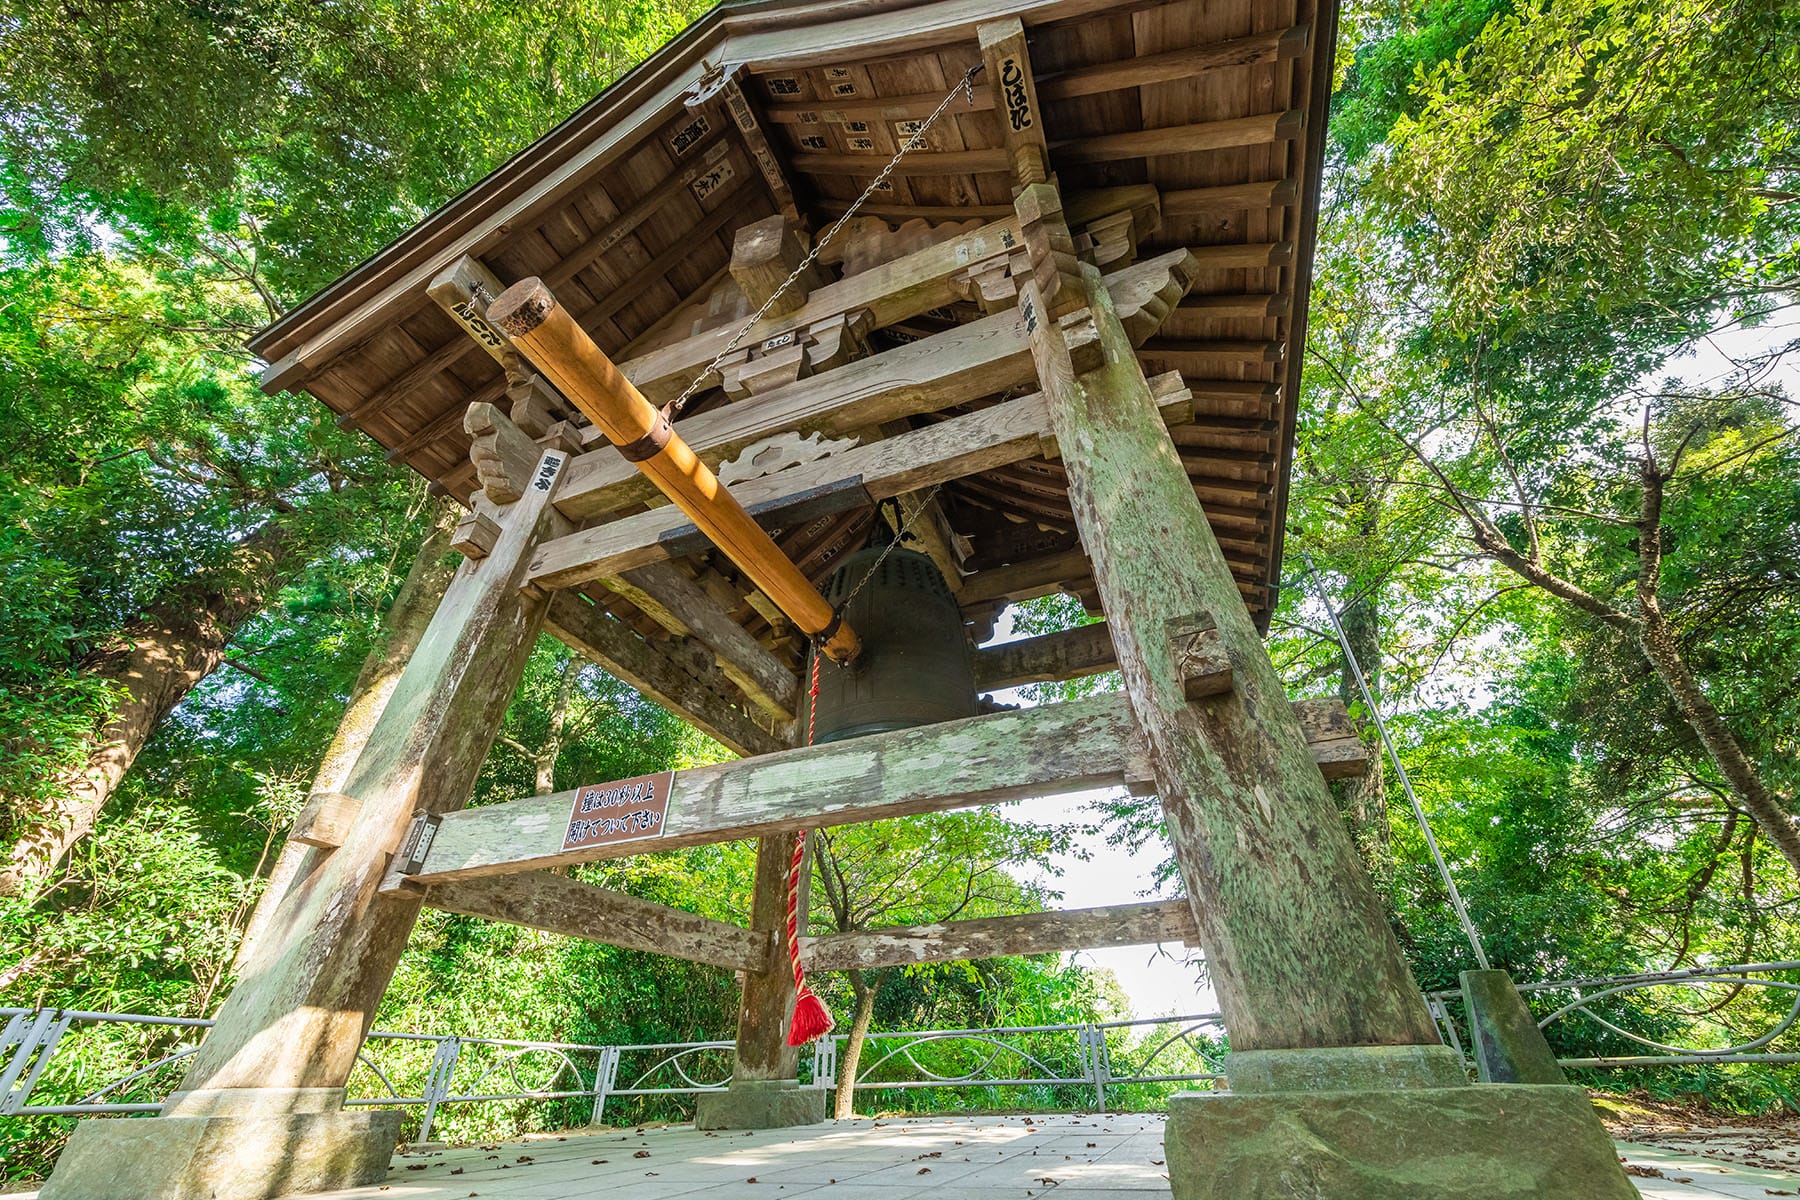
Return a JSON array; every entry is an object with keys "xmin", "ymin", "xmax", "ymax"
[{"xmin": 251, "ymin": 0, "xmax": 1336, "ymax": 713}]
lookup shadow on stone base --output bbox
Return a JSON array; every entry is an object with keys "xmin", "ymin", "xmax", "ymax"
[
  {"xmin": 1166, "ymin": 1083, "xmax": 1636, "ymax": 1200},
  {"xmin": 40, "ymin": 1107, "xmax": 401, "ymax": 1200},
  {"xmin": 694, "ymin": 1080, "xmax": 828, "ymax": 1130}
]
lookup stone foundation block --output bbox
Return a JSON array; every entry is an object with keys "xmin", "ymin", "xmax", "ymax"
[
  {"xmin": 1166, "ymin": 1083, "xmax": 1636, "ymax": 1200},
  {"xmin": 694, "ymin": 1079, "xmax": 828, "ymax": 1130},
  {"xmin": 39, "ymin": 1107, "xmax": 401, "ymax": 1200},
  {"xmin": 1225, "ymin": 1042, "xmax": 1467, "ymax": 1094},
  {"xmin": 1462, "ymin": 969, "xmax": 1569, "ymax": 1085}
]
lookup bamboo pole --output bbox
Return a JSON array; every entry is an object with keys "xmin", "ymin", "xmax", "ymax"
[{"xmin": 488, "ymin": 277, "xmax": 860, "ymax": 664}]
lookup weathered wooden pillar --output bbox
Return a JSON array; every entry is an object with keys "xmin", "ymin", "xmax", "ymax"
[
  {"xmin": 695, "ymin": 830, "xmax": 827, "ymax": 1128},
  {"xmin": 42, "ymin": 447, "xmax": 573, "ymax": 1200},
  {"xmin": 233, "ymin": 512, "xmax": 459, "ymax": 972},
  {"xmin": 1012, "ymin": 191, "xmax": 1637, "ymax": 1200},
  {"xmin": 1016, "ymin": 192, "xmax": 1441, "ymax": 1064}
]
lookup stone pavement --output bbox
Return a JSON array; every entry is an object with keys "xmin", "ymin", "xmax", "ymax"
[{"xmin": 248, "ymin": 1111, "xmax": 1800, "ymax": 1200}]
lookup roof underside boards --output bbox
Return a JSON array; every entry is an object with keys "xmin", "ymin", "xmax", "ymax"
[{"xmin": 248, "ymin": 0, "xmax": 1335, "ymax": 741}]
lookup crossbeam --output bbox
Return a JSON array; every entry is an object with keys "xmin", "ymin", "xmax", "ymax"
[
  {"xmin": 427, "ymin": 872, "xmax": 770, "ymax": 972},
  {"xmin": 393, "ymin": 694, "xmax": 1154, "ymax": 886},
  {"xmin": 801, "ymin": 900, "xmax": 1199, "ymax": 972},
  {"xmin": 553, "ymin": 249, "xmax": 1200, "ymax": 521},
  {"xmin": 529, "ymin": 374, "xmax": 1191, "ymax": 593},
  {"xmin": 391, "ymin": 691, "xmax": 1371, "ymax": 890},
  {"xmin": 545, "ymin": 592, "xmax": 788, "ymax": 756},
  {"xmin": 973, "ymin": 622, "xmax": 1116, "ymax": 691}
]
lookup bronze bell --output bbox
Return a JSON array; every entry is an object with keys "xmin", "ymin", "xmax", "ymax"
[{"xmin": 805, "ymin": 545, "xmax": 978, "ymax": 744}]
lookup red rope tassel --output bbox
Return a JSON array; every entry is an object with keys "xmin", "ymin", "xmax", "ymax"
[{"xmin": 785, "ymin": 653, "xmax": 834, "ymax": 1046}]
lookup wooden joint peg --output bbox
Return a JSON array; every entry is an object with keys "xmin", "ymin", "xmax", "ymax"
[
  {"xmin": 451, "ymin": 511, "xmax": 502, "ymax": 561},
  {"xmin": 289, "ymin": 791, "xmax": 362, "ymax": 849},
  {"xmin": 1168, "ymin": 612, "xmax": 1232, "ymax": 700},
  {"xmin": 1061, "ymin": 307, "xmax": 1104, "ymax": 374}
]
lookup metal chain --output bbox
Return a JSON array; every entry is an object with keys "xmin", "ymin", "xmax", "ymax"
[
  {"xmin": 835, "ymin": 484, "xmax": 945, "ymax": 617},
  {"xmin": 663, "ymin": 63, "xmax": 986, "ymax": 420}
]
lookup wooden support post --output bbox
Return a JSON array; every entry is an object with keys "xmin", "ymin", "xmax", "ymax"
[
  {"xmin": 979, "ymin": 18, "xmax": 1051, "ymax": 188},
  {"xmin": 1016, "ymin": 195, "xmax": 1440, "ymax": 1051},
  {"xmin": 173, "ymin": 446, "xmax": 572, "ymax": 1098},
  {"xmin": 732, "ymin": 833, "xmax": 806, "ymax": 1082}
]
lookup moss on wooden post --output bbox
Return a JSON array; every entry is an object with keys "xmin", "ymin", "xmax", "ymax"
[
  {"xmin": 1029, "ymin": 260, "xmax": 1439, "ymax": 1051},
  {"xmin": 176, "ymin": 449, "xmax": 572, "ymax": 1095}
]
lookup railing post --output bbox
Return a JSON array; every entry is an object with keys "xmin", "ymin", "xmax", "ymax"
[
  {"xmin": 417, "ymin": 1037, "xmax": 461, "ymax": 1146},
  {"xmin": 811, "ymin": 1037, "xmax": 838, "ymax": 1096},
  {"xmin": 1428, "ymin": 995, "xmax": 1469, "ymax": 1068},
  {"xmin": 1079, "ymin": 1024, "xmax": 1109, "ymax": 1113},
  {"xmin": 590, "ymin": 1045, "xmax": 619, "ymax": 1126},
  {"xmin": 0, "ymin": 1009, "xmax": 73, "ymax": 1116}
]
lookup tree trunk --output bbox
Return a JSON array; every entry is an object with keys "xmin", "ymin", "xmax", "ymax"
[
  {"xmin": 231, "ymin": 510, "xmax": 457, "ymax": 973},
  {"xmin": 1, "ymin": 522, "xmax": 299, "ymax": 900},
  {"xmin": 833, "ymin": 971, "xmax": 878, "ymax": 1119},
  {"xmin": 1637, "ymin": 608, "xmax": 1800, "ymax": 877}
]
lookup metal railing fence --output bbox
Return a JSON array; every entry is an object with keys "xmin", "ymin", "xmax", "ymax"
[
  {"xmin": 1426, "ymin": 960, "xmax": 1800, "ymax": 1069},
  {"xmin": 7, "ymin": 963, "xmax": 1796, "ymax": 1144},
  {"xmin": 0, "ymin": 1008, "xmax": 1227, "ymax": 1142}
]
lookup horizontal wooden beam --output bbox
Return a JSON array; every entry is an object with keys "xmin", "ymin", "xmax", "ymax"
[
  {"xmin": 289, "ymin": 791, "xmax": 361, "ymax": 849},
  {"xmin": 973, "ymin": 621, "xmax": 1116, "ymax": 691},
  {"xmin": 557, "ymin": 249, "xmax": 1199, "ymax": 521},
  {"xmin": 529, "ymin": 375, "xmax": 1191, "ymax": 593},
  {"xmin": 810, "ymin": 199, "xmax": 1016, "ymax": 221},
  {"xmin": 397, "ymin": 694, "xmax": 1155, "ymax": 885},
  {"xmin": 545, "ymin": 591, "xmax": 787, "ymax": 757},
  {"xmin": 1183, "ymin": 242, "xmax": 1293, "ymax": 270},
  {"xmin": 1036, "ymin": 26, "xmax": 1309, "ymax": 102},
  {"xmin": 959, "ymin": 548, "xmax": 1094, "ymax": 607},
  {"xmin": 1172, "ymin": 293, "xmax": 1288, "ymax": 321},
  {"xmin": 1163, "ymin": 179, "xmax": 1297, "ymax": 217},
  {"xmin": 337, "ymin": 333, "xmax": 480, "ymax": 431},
  {"xmin": 767, "ymin": 90, "xmax": 996, "ymax": 124},
  {"xmin": 1053, "ymin": 112, "xmax": 1302, "ymax": 165},
  {"xmin": 608, "ymin": 561, "xmax": 800, "ymax": 720},
  {"xmin": 1141, "ymin": 340, "xmax": 1283, "ymax": 370},
  {"xmin": 1293, "ymin": 697, "xmax": 1372, "ymax": 781},
  {"xmin": 791, "ymin": 148, "xmax": 1011, "ymax": 177},
  {"xmin": 427, "ymin": 871, "xmax": 770, "ymax": 972},
  {"xmin": 801, "ymin": 899, "xmax": 1199, "ymax": 972},
  {"xmin": 971, "ymin": 628, "xmax": 1372, "ymax": 781}
]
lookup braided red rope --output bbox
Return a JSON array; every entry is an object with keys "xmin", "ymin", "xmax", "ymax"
[{"xmin": 785, "ymin": 652, "xmax": 834, "ymax": 1046}]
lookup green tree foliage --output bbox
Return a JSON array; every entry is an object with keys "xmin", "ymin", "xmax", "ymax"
[{"xmin": 811, "ymin": 809, "xmax": 1093, "ymax": 1116}]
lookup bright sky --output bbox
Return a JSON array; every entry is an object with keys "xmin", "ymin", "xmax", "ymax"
[
  {"xmin": 1009, "ymin": 786, "xmax": 1218, "ymax": 1019},
  {"xmin": 980, "ymin": 610, "xmax": 1216, "ymax": 1021}
]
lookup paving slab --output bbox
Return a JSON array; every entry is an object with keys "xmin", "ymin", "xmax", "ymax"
[{"xmin": 13, "ymin": 1111, "xmax": 1798, "ymax": 1198}]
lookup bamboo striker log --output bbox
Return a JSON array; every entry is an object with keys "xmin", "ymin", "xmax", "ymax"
[{"xmin": 488, "ymin": 277, "xmax": 860, "ymax": 664}]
